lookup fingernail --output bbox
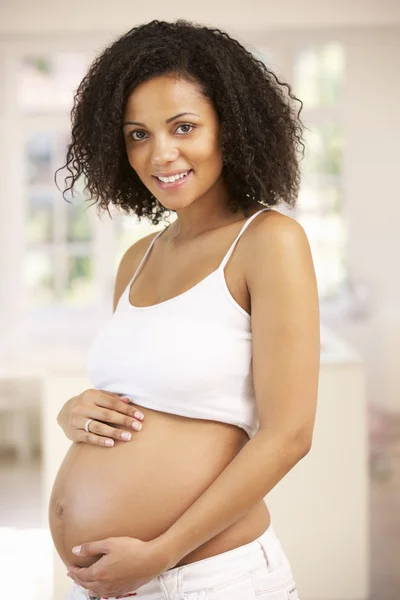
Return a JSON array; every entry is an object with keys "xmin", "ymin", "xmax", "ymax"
[
  {"xmin": 72, "ymin": 546, "xmax": 81, "ymax": 554},
  {"xmin": 134, "ymin": 411, "xmax": 144, "ymax": 420},
  {"xmin": 105, "ymin": 439, "xmax": 114, "ymax": 447},
  {"xmin": 132, "ymin": 421, "xmax": 142, "ymax": 431},
  {"xmin": 121, "ymin": 431, "xmax": 131, "ymax": 441}
]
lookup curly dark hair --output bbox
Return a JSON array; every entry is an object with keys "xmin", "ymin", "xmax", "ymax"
[{"xmin": 56, "ymin": 19, "xmax": 305, "ymax": 225}]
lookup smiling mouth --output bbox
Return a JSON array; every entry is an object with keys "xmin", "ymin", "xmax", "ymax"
[
  {"xmin": 153, "ymin": 170, "xmax": 193, "ymax": 183},
  {"xmin": 152, "ymin": 169, "xmax": 194, "ymax": 189}
]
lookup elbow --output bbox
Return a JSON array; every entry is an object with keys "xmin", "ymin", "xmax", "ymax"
[
  {"xmin": 258, "ymin": 426, "xmax": 313, "ymax": 458},
  {"xmin": 297, "ymin": 440, "xmax": 312, "ymax": 458},
  {"xmin": 280, "ymin": 428, "xmax": 313, "ymax": 459},
  {"xmin": 293, "ymin": 429, "xmax": 313, "ymax": 457}
]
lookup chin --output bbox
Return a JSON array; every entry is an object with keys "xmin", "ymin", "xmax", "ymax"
[{"xmin": 156, "ymin": 198, "xmax": 195, "ymax": 211}]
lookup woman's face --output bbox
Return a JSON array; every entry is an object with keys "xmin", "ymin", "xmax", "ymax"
[{"xmin": 122, "ymin": 74, "xmax": 226, "ymax": 212}]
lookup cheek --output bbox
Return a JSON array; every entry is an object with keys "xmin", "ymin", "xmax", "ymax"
[
  {"xmin": 203, "ymin": 144, "xmax": 224, "ymax": 176},
  {"xmin": 192, "ymin": 138, "xmax": 223, "ymax": 168},
  {"xmin": 125, "ymin": 146, "xmax": 143, "ymax": 173}
]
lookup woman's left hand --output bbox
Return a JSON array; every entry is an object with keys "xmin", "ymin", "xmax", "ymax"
[{"xmin": 67, "ymin": 536, "xmax": 173, "ymax": 597}]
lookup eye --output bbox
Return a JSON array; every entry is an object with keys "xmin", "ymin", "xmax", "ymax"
[
  {"xmin": 176, "ymin": 123, "xmax": 195, "ymax": 134},
  {"xmin": 128, "ymin": 123, "xmax": 196, "ymax": 142},
  {"xmin": 129, "ymin": 130, "xmax": 146, "ymax": 142}
]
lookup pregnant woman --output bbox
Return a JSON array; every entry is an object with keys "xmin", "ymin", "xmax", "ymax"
[{"xmin": 50, "ymin": 19, "xmax": 320, "ymax": 600}]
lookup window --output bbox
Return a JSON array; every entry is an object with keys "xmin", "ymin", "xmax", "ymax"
[
  {"xmin": 24, "ymin": 126, "xmax": 96, "ymax": 312},
  {"xmin": 17, "ymin": 54, "xmax": 88, "ymax": 114},
  {"xmin": 292, "ymin": 42, "xmax": 347, "ymax": 304},
  {"xmin": 18, "ymin": 54, "xmax": 98, "ymax": 315}
]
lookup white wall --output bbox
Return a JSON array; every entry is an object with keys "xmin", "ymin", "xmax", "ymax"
[
  {"xmin": 1, "ymin": 0, "xmax": 400, "ymax": 34},
  {"xmin": 345, "ymin": 29, "xmax": 400, "ymax": 319},
  {"xmin": 334, "ymin": 27, "xmax": 400, "ymax": 413}
]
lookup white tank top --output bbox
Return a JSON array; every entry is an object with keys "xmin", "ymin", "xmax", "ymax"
[{"xmin": 86, "ymin": 207, "xmax": 270, "ymax": 439}]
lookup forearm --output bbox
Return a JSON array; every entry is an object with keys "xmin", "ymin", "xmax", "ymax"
[{"xmin": 158, "ymin": 430, "xmax": 310, "ymax": 567}]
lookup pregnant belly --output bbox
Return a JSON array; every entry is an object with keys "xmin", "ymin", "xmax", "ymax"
[{"xmin": 49, "ymin": 406, "xmax": 267, "ymax": 569}]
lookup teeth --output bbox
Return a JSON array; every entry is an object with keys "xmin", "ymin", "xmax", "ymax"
[{"xmin": 157, "ymin": 170, "xmax": 190, "ymax": 183}]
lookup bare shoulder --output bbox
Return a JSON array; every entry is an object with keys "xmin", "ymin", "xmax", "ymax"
[
  {"xmin": 113, "ymin": 229, "xmax": 163, "ymax": 312},
  {"xmin": 248, "ymin": 207, "xmax": 307, "ymax": 242},
  {"xmin": 244, "ymin": 208, "xmax": 316, "ymax": 292}
]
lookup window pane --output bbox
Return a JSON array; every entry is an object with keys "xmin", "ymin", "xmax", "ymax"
[
  {"xmin": 302, "ymin": 123, "xmax": 344, "ymax": 178},
  {"xmin": 17, "ymin": 53, "xmax": 89, "ymax": 113},
  {"xmin": 294, "ymin": 42, "xmax": 345, "ymax": 109},
  {"xmin": 27, "ymin": 192, "xmax": 54, "ymax": 243},
  {"xmin": 114, "ymin": 215, "xmax": 151, "ymax": 270},
  {"xmin": 66, "ymin": 201, "xmax": 92, "ymax": 242},
  {"xmin": 297, "ymin": 212, "xmax": 347, "ymax": 301},
  {"xmin": 298, "ymin": 181, "xmax": 342, "ymax": 214},
  {"xmin": 113, "ymin": 212, "xmax": 176, "ymax": 271},
  {"xmin": 25, "ymin": 250, "xmax": 56, "ymax": 307},
  {"xmin": 115, "ymin": 216, "xmax": 148, "ymax": 264},
  {"xmin": 65, "ymin": 255, "xmax": 94, "ymax": 306},
  {"xmin": 26, "ymin": 132, "xmax": 54, "ymax": 184}
]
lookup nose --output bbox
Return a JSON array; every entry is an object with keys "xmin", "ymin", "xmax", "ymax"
[{"xmin": 151, "ymin": 136, "xmax": 179, "ymax": 166}]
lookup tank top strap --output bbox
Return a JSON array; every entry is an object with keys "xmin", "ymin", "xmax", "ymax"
[
  {"xmin": 127, "ymin": 226, "xmax": 167, "ymax": 288},
  {"xmin": 218, "ymin": 207, "xmax": 271, "ymax": 271}
]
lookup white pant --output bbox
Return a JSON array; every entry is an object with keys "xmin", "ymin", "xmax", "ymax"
[{"xmin": 65, "ymin": 523, "xmax": 299, "ymax": 600}]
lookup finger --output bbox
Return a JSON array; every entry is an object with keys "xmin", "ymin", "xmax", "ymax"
[
  {"xmin": 102, "ymin": 391, "xmax": 130, "ymax": 402},
  {"xmin": 80, "ymin": 389, "xmax": 136, "ymax": 415},
  {"xmin": 74, "ymin": 430, "xmax": 115, "ymax": 447},
  {"xmin": 81, "ymin": 417, "xmax": 139, "ymax": 442},
  {"xmin": 89, "ymin": 406, "xmax": 143, "ymax": 431},
  {"xmin": 93, "ymin": 392, "xmax": 145, "ymax": 421},
  {"xmin": 68, "ymin": 567, "xmax": 98, "ymax": 584},
  {"xmin": 71, "ymin": 406, "xmax": 143, "ymax": 437},
  {"xmin": 72, "ymin": 538, "xmax": 112, "ymax": 558},
  {"xmin": 69, "ymin": 556, "xmax": 107, "ymax": 583}
]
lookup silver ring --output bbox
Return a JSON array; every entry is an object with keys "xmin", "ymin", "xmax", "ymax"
[{"xmin": 84, "ymin": 418, "xmax": 93, "ymax": 433}]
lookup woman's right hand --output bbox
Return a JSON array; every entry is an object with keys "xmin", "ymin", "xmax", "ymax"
[{"xmin": 57, "ymin": 389, "xmax": 144, "ymax": 447}]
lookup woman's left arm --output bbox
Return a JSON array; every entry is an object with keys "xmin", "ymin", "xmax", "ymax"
[{"xmin": 158, "ymin": 214, "xmax": 321, "ymax": 565}]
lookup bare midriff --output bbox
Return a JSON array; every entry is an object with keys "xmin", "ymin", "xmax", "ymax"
[{"xmin": 49, "ymin": 405, "xmax": 271, "ymax": 569}]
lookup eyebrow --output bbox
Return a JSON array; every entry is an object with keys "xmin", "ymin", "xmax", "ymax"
[{"xmin": 122, "ymin": 112, "xmax": 200, "ymax": 128}]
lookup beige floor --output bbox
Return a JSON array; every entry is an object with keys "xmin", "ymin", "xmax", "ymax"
[{"xmin": 0, "ymin": 407, "xmax": 399, "ymax": 600}]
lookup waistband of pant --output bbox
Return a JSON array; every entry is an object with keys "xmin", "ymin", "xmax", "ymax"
[
  {"xmin": 77, "ymin": 523, "xmax": 281, "ymax": 599},
  {"xmin": 130, "ymin": 522, "xmax": 282, "ymax": 598}
]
